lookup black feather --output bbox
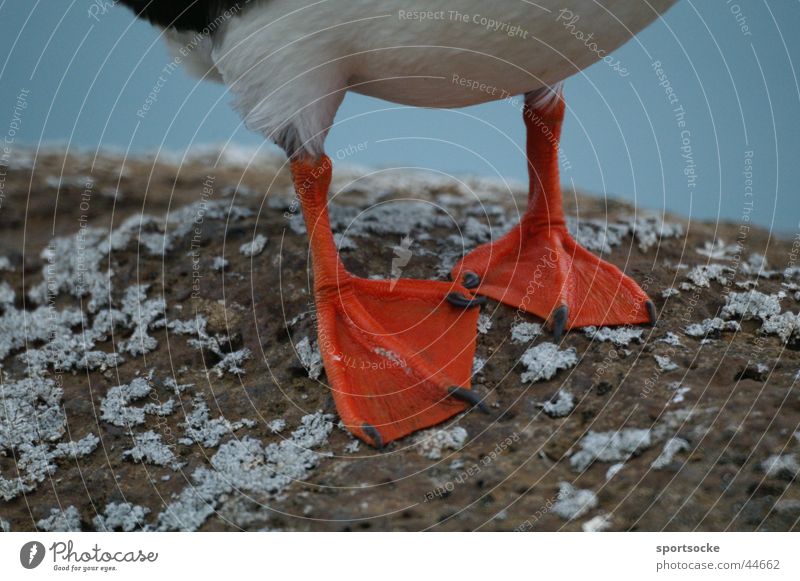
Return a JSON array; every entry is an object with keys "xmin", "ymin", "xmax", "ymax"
[{"xmin": 118, "ymin": 0, "xmax": 250, "ymax": 33}]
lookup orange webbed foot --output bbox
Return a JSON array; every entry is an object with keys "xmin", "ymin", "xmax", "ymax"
[
  {"xmin": 314, "ymin": 274, "xmax": 486, "ymax": 448},
  {"xmin": 450, "ymin": 85, "xmax": 655, "ymax": 339},
  {"xmin": 292, "ymin": 155, "xmax": 486, "ymax": 448},
  {"xmin": 451, "ymin": 223, "xmax": 655, "ymax": 340}
]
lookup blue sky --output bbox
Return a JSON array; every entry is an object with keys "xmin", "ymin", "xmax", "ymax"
[{"xmin": 1, "ymin": 1, "xmax": 798, "ymax": 233}]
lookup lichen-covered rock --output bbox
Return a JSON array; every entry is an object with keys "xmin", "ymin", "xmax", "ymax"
[{"xmin": 0, "ymin": 149, "xmax": 797, "ymax": 532}]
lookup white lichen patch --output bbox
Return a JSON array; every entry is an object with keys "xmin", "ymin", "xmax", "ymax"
[
  {"xmin": 100, "ymin": 376, "xmax": 175, "ymax": 428},
  {"xmin": 164, "ymin": 376, "xmax": 193, "ymax": 396},
  {"xmin": 661, "ymin": 287, "xmax": 680, "ymax": 298},
  {"xmin": 718, "ymin": 291, "xmax": 800, "ymax": 344},
  {"xmin": 156, "ymin": 411, "xmax": 333, "ymax": 531},
  {"xmin": 93, "ymin": 502, "xmax": 151, "ymax": 532},
  {"xmin": 566, "ymin": 214, "xmax": 682, "ymax": 254},
  {"xmin": 267, "ymin": 419, "xmax": 287, "ymax": 434},
  {"xmin": 0, "ymin": 377, "xmax": 66, "ymax": 449},
  {"xmin": 605, "ymin": 463, "xmax": 625, "ymax": 481},
  {"xmin": 760, "ymin": 311, "xmax": 800, "ymax": 343},
  {"xmin": 46, "ymin": 174, "xmax": 94, "ymax": 191},
  {"xmin": 584, "ymin": 326, "xmax": 644, "ymax": 347},
  {"xmin": 334, "ymin": 232, "xmax": 357, "ymax": 251},
  {"xmin": 520, "ymin": 343, "xmax": 578, "ymax": 383},
  {"xmin": 659, "ymin": 332, "xmax": 683, "ymax": 347},
  {"xmin": 344, "ymin": 200, "xmax": 443, "ymax": 239},
  {"xmin": 19, "ymin": 329, "xmax": 123, "ymax": 376},
  {"xmin": 434, "ymin": 240, "xmax": 464, "ymax": 279},
  {"xmin": 761, "ymin": 454, "xmax": 799, "ymax": 479},
  {"xmin": 210, "ymin": 348, "xmax": 252, "ymax": 378},
  {"xmin": 212, "ymin": 256, "xmax": 229, "ymax": 271},
  {"xmin": 123, "ymin": 431, "xmax": 183, "ymax": 469},
  {"xmin": 461, "ymin": 216, "xmax": 494, "ymax": 245},
  {"xmin": 721, "ymin": 290, "xmax": 782, "ymax": 321},
  {"xmin": 37, "ymin": 506, "xmax": 81, "ymax": 532},
  {"xmin": 166, "ymin": 314, "xmax": 208, "ymax": 336},
  {"xmin": 510, "ymin": 321, "xmax": 542, "ymax": 343},
  {"xmin": 741, "ymin": 253, "xmax": 777, "ymax": 278},
  {"xmin": 567, "ymin": 217, "xmax": 626, "ymax": 253},
  {"xmin": 696, "ymin": 239, "xmax": 739, "ymax": 260},
  {"xmin": 287, "ymin": 212, "xmax": 307, "ymax": 235},
  {"xmin": 0, "ymin": 376, "xmax": 100, "ymax": 500},
  {"xmin": 627, "ymin": 215, "xmax": 684, "ymax": 252},
  {"xmin": 187, "ymin": 325, "xmax": 252, "ymax": 377},
  {"xmin": 296, "ymin": 336, "xmax": 323, "ymax": 380},
  {"xmin": 477, "ymin": 313, "xmax": 493, "ymax": 334},
  {"xmin": 784, "ymin": 266, "xmax": 800, "ymax": 280},
  {"xmin": 685, "ymin": 264, "xmax": 731, "ymax": 288},
  {"xmin": 667, "ymin": 382, "xmax": 691, "ymax": 405},
  {"xmin": 540, "ymin": 389, "xmax": 575, "ymax": 418},
  {"xmin": 0, "ymin": 305, "xmax": 83, "ymax": 361},
  {"xmin": 414, "ymin": 425, "xmax": 468, "ymax": 460},
  {"xmin": 29, "ymin": 209, "xmax": 177, "ymax": 308},
  {"xmin": 179, "ymin": 396, "xmax": 256, "ymax": 447},
  {"xmin": 570, "ymin": 429, "xmax": 652, "ymax": 472},
  {"xmin": 239, "ymin": 234, "xmax": 268, "ymax": 257},
  {"xmin": 472, "ymin": 356, "xmax": 486, "ymax": 376},
  {"xmin": 654, "ymin": 355, "xmax": 678, "ymax": 372},
  {"xmin": 0, "ymin": 281, "xmax": 14, "ymax": 307},
  {"xmin": 651, "ymin": 437, "xmax": 690, "ymax": 469},
  {"xmin": 684, "ymin": 318, "xmax": 740, "ymax": 338},
  {"xmin": 582, "ymin": 512, "xmax": 613, "ymax": 532},
  {"xmin": 119, "ymin": 285, "xmax": 166, "ymax": 356},
  {"xmin": 552, "ymin": 482, "xmax": 598, "ymax": 520},
  {"xmin": 27, "ymin": 227, "xmax": 110, "ymax": 308}
]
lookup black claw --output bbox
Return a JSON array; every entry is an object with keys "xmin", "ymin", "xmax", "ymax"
[
  {"xmin": 446, "ymin": 292, "xmax": 487, "ymax": 309},
  {"xmin": 448, "ymin": 386, "xmax": 490, "ymax": 413},
  {"xmin": 362, "ymin": 423, "xmax": 384, "ymax": 450},
  {"xmin": 646, "ymin": 300, "xmax": 657, "ymax": 326},
  {"xmin": 462, "ymin": 271, "xmax": 480, "ymax": 289},
  {"xmin": 552, "ymin": 305, "xmax": 569, "ymax": 342}
]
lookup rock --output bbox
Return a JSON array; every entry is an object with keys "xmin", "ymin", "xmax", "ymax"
[{"xmin": 1, "ymin": 148, "xmax": 797, "ymax": 532}]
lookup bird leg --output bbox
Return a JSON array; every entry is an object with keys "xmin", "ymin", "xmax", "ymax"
[
  {"xmin": 451, "ymin": 87, "xmax": 655, "ymax": 340},
  {"xmin": 291, "ymin": 155, "xmax": 486, "ymax": 448}
]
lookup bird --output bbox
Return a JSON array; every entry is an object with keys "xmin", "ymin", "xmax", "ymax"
[{"xmin": 119, "ymin": 0, "xmax": 677, "ymax": 448}]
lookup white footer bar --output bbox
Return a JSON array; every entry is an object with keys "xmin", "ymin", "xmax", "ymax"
[{"xmin": 1, "ymin": 532, "xmax": 797, "ymax": 579}]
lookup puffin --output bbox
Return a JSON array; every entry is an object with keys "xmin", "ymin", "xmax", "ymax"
[{"xmin": 119, "ymin": 0, "xmax": 676, "ymax": 448}]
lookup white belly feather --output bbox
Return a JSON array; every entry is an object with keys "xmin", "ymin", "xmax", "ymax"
[
  {"xmin": 169, "ymin": 0, "xmax": 675, "ymax": 154},
  {"xmin": 346, "ymin": 0, "xmax": 675, "ymax": 108}
]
